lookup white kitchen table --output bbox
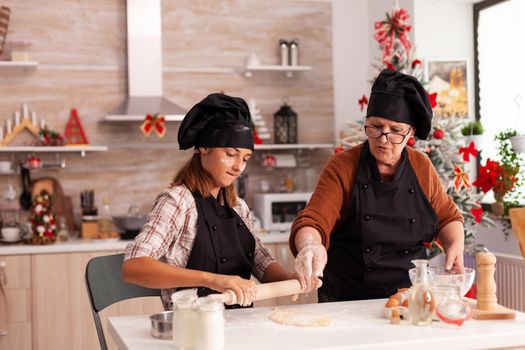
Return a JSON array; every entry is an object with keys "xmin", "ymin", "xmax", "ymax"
[{"xmin": 108, "ymin": 298, "xmax": 525, "ymax": 350}]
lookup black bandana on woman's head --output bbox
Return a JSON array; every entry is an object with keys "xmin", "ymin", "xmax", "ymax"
[
  {"xmin": 366, "ymin": 69, "xmax": 433, "ymax": 140},
  {"xmin": 178, "ymin": 93, "xmax": 254, "ymax": 150}
]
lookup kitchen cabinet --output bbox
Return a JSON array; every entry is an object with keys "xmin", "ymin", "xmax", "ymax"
[
  {"xmin": 31, "ymin": 251, "xmax": 163, "ymax": 350},
  {"xmin": 0, "ymin": 255, "xmax": 32, "ymax": 350},
  {"xmin": 254, "ymin": 242, "xmax": 317, "ymax": 307}
]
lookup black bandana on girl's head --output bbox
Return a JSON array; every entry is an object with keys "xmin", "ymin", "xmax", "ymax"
[
  {"xmin": 178, "ymin": 93, "xmax": 254, "ymax": 150},
  {"xmin": 366, "ymin": 69, "xmax": 433, "ymax": 140}
]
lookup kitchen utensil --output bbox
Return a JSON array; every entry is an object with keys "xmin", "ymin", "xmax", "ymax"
[
  {"xmin": 470, "ymin": 251, "xmax": 516, "ymax": 320},
  {"xmin": 433, "ymin": 285, "xmax": 472, "ymax": 326},
  {"xmin": 222, "ymin": 279, "xmax": 309, "ymax": 305},
  {"xmin": 409, "ymin": 266, "xmax": 475, "ymax": 296},
  {"xmin": 113, "ymin": 215, "xmax": 147, "ymax": 232},
  {"xmin": 1, "ymin": 227, "xmax": 20, "ymax": 242},
  {"xmin": 149, "ymin": 311, "xmax": 173, "ymax": 339},
  {"xmin": 19, "ymin": 165, "xmax": 32, "ymax": 210}
]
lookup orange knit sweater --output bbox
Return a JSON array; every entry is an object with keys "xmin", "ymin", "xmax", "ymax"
[{"xmin": 290, "ymin": 144, "xmax": 464, "ymax": 255}]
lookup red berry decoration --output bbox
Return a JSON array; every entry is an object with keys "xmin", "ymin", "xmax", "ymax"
[
  {"xmin": 433, "ymin": 128, "xmax": 445, "ymax": 139},
  {"xmin": 334, "ymin": 146, "xmax": 345, "ymax": 154},
  {"xmin": 407, "ymin": 137, "xmax": 416, "ymax": 147}
]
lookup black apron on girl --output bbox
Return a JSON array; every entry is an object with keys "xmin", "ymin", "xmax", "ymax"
[
  {"xmin": 318, "ymin": 142, "xmax": 439, "ymax": 302},
  {"xmin": 185, "ymin": 191, "xmax": 255, "ymax": 309}
]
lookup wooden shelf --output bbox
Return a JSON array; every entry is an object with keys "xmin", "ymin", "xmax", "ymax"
[
  {"xmin": 0, "ymin": 61, "xmax": 38, "ymax": 72},
  {"xmin": 244, "ymin": 64, "xmax": 312, "ymax": 78},
  {"xmin": 0, "ymin": 145, "xmax": 108, "ymax": 157},
  {"xmin": 100, "ymin": 115, "xmax": 184, "ymax": 123},
  {"xmin": 254, "ymin": 143, "xmax": 333, "ymax": 150}
]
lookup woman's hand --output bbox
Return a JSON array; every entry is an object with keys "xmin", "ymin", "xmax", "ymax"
[
  {"xmin": 205, "ymin": 274, "xmax": 256, "ymax": 306},
  {"xmin": 294, "ymin": 242, "xmax": 327, "ymax": 290},
  {"xmin": 445, "ymin": 242, "xmax": 465, "ymax": 273}
]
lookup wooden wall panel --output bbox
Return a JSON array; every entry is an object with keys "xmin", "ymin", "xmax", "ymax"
[{"xmin": 0, "ymin": 0, "xmax": 333, "ymax": 219}]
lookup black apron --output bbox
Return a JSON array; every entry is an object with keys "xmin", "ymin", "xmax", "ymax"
[
  {"xmin": 185, "ymin": 191, "xmax": 255, "ymax": 308},
  {"xmin": 318, "ymin": 142, "xmax": 439, "ymax": 302}
]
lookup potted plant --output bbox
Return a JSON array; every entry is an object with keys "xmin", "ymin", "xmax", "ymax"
[
  {"xmin": 510, "ymin": 133, "xmax": 525, "ymax": 153},
  {"xmin": 474, "ymin": 130, "xmax": 523, "ymax": 218},
  {"xmin": 461, "ymin": 120, "xmax": 484, "ymax": 146}
]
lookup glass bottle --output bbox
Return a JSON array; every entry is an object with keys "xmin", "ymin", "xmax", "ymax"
[
  {"xmin": 408, "ymin": 259, "xmax": 435, "ymax": 326},
  {"xmin": 97, "ymin": 196, "xmax": 114, "ymax": 238},
  {"xmin": 57, "ymin": 216, "xmax": 69, "ymax": 242}
]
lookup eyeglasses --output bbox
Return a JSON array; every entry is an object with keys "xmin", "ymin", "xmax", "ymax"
[{"xmin": 364, "ymin": 125, "xmax": 412, "ymax": 144}]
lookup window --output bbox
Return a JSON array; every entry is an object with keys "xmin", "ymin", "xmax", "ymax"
[{"xmin": 475, "ymin": 0, "xmax": 525, "ymax": 203}]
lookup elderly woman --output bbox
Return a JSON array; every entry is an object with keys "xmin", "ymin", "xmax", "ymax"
[{"xmin": 290, "ymin": 69, "xmax": 465, "ymax": 302}]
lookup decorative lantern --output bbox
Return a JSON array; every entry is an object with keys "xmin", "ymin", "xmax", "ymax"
[{"xmin": 273, "ymin": 99, "xmax": 298, "ymax": 144}]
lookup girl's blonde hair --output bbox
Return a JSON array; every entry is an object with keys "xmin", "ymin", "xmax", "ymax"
[{"xmin": 171, "ymin": 154, "xmax": 238, "ymax": 207}]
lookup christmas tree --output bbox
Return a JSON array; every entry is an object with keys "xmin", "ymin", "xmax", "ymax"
[
  {"xmin": 339, "ymin": 6, "xmax": 494, "ymax": 257},
  {"xmin": 30, "ymin": 190, "xmax": 58, "ymax": 245},
  {"xmin": 248, "ymin": 98, "xmax": 271, "ymax": 144}
]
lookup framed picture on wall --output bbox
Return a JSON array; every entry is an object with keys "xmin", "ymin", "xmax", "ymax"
[{"xmin": 426, "ymin": 59, "xmax": 468, "ymax": 118}]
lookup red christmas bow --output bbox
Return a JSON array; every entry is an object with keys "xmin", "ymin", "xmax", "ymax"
[
  {"xmin": 459, "ymin": 141, "xmax": 478, "ymax": 162},
  {"xmin": 358, "ymin": 95, "xmax": 368, "ymax": 112},
  {"xmin": 473, "ymin": 158, "xmax": 501, "ymax": 193},
  {"xmin": 141, "ymin": 114, "xmax": 166, "ymax": 138},
  {"xmin": 470, "ymin": 207, "xmax": 483, "ymax": 224},
  {"xmin": 453, "ymin": 164, "xmax": 471, "ymax": 191},
  {"xmin": 374, "ymin": 8, "xmax": 412, "ymax": 66}
]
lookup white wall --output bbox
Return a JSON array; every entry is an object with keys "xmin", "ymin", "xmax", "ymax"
[
  {"xmin": 332, "ymin": 0, "xmax": 369, "ymax": 142},
  {"xmin": 413, "ymin": 0, "xmax": 475, "ymax": 118}
]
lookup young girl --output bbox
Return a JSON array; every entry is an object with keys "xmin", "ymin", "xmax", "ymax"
[{"xmin": 123, "ymin": 93, "xmax": 305, "ymax": 308}]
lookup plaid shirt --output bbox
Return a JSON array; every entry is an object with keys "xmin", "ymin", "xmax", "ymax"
[{"xmin": 124, "ymin": 185, "xmax": 275, "ymax": 308}]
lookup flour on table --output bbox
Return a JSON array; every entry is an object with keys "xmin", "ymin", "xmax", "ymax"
[{"xmin": 269, "ymin": 308, "xmax": 333, "ymax": 327}]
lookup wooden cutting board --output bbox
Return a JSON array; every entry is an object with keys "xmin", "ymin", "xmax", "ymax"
[
  {"xmin": 470, "ymin": 252, "xmax": 517, "ymax": 320},
  {"xmin": 465, "ymin": 298, "xmax": 516, "ymax": 320}
]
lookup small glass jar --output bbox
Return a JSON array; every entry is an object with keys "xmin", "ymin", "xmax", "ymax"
[
  {"xmin": 434, "ymin": 285, "xmax": 472, "ymax": 326},
  {"xmin": 196, "ymin": 294, "xmax": 225, "ymax": 350},
  {"xmin": 172, "ymin": 289, "xmax": 198, "ymax": 349}
]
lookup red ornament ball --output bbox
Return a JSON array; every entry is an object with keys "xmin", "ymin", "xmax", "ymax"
[
  {"xmin": 407, "ymin": 137, "xmax": 416, "ymax": 147},
  {"xmin": 433, "ymin": 129, "xmax": 445, "ymax": 139}
]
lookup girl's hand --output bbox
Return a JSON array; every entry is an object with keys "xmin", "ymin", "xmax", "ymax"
[{"xmin": 206, "ymin": 274, "xmax": 256, "ymax": 306}]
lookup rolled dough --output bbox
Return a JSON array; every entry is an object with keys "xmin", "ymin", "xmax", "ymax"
[{"xmin": 269, "ymin": 308, "xmax": 333, "ymax": 327}]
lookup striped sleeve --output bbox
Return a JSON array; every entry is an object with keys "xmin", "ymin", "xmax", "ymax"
[{"xmin": 124, "ymin": 187, "xmax": 196, "ymax": 262}]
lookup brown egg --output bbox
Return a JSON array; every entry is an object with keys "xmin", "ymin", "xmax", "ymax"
[{"xmin": 385, "ymin": 297, "xmax": 400, "ymax": 307}]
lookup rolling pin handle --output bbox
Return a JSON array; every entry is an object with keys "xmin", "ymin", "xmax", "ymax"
[{"xmin": 222, "ymin": 289, "xmax": 237, "ymax": 305}]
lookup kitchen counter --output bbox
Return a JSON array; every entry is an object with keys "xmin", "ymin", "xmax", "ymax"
[
  {"xmin": 0, "ymin": 232, "xmax": 290, "ymax": 256},
  {"xmin": 109, "ymin": 298, "xmax": 525, "ymax": 350}
]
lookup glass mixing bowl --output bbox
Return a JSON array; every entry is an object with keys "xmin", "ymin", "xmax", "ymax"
[{"xmin": 409, "ymin": 266, "xmax": 475, "ymax": 296}]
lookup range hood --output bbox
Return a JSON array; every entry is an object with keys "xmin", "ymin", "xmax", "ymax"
[{"xmin": 103, "ymin": 0, "xmax": 186, "ymax": 122}]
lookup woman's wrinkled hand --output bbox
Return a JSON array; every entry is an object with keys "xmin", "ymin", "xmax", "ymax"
[{"xmin": 445, "ymin": 243, "xmax": 465, "ymax": 273}]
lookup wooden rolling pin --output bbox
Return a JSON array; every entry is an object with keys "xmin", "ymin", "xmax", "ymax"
[{"xmin": 222, "ymin": 279, "xmax": 307, "ymax": 305}]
